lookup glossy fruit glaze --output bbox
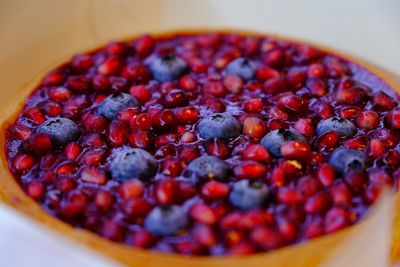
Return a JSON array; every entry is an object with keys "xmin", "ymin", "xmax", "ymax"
[{"xmin": 5, "ymin": 32, "xmax": 400, "ymax": 256}]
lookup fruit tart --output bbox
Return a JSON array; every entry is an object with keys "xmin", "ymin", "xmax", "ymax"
[{"xmin": 2, "ymin": 31, "xmax": 400, "ymax": 264}]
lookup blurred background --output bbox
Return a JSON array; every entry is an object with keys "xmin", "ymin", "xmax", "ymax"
[{"xmin": 0, "ymin": 0, "xmax": 399, "ymax": 266}]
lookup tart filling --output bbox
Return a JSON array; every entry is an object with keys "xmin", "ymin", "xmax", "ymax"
[{"xmin": 5, "ymin": 32, "xmax": 400, "ymax": 255}]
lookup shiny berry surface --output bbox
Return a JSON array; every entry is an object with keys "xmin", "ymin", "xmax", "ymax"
[{"xmin": 5, "ymin": 32, "xmax": 400, "ymax": 256}]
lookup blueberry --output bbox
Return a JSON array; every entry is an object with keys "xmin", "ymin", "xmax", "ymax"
[
  {"xmin": 97, "ymin": 92, "xmax": 139, "ymax": 120},
  {"xmin": 198, "ymin": 113, "xmax": 241, "ymax": 140},
  {"xmin": 329, "ymin": 148, "xmax": 367, "ymax": 174},
  {"xmin": 37, "ymin": 117, "xmax": 81, "ymax": 146},
  {"xmin": 229, "ymin": 180, "xmax": 269, "ymax": 209},
  {"xmin": 149, "ymin": 55, "xmax": 188, "ymax": 82},
  {"xmin": 110, "ymin": 147, "xmax": 158, "ymax": 181},
  {"xmin": 184, "ymin": 155, "xmax": 229, "ymax": 183},
  {"xmin": 144, "ymin": 205, "xmax": 188, "ymax": 236},
  {"xmin": 316, "ymin": 116, "xmax": 356, "ymax": 137},
  {"xmin": 260, "ymin": 128, "xmax": 306, "ymax": 157},
  {"xmin": 225, "ymin": 57, "xmax": 257, "ymax": 80}
]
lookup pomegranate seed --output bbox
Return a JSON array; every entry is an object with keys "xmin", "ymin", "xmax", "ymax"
[
  {"xmin": 363, "ymin": 183, "xmax": 383, "ymax": 205},
  {"xmin": 205, "ymin": 138, "xmax": 231, "ymax": 159},
  {"xmin": 242, "ymin": 144, "xmax": 270, "ymax": 162},
  {"xmin": 373, "ymin": 91, "xmax": 396, "ymax": 111},
  {"xmin": 330, "ymin": 182, "xmax": 352, "ymax": 206},
  {"xmin": 161, "ymin": 158, "xmax": 183, "ymax": 177},
  {"xmin": 43, "ymin": 70, "xmax": 65, "ymax": 85},
  {"xmin": 324, "ymin": 207, "xmax": 350, "ymax": 233},
  {"xmin": 24, "ymin": 107, "xmax": 45, "ymax": 124},
  {"xmin": 48, "ymin": 87, "xmax": 72, "ymax": 101},
  {"xmin": 294, "ymin": 118, "xmax": 314, "ymax": 137},
  {"xmin": 27, "ymin": 181, "xmax": 45, "ymax": 200},
  {"xmin": 203, "ymin": 82, "xmax": 227, "ymax": 98},
  {"xmin": 278, "ymin": 94, "xmax": 307, "ymax": 114},
  {"xmin": 180, "ymin": 132, "xmax": 197, "ymax": 143},
  {"xmin": 134, "ymin": 34, "xmax": 154, "ymax": 56},
  {"xmin": 94, "ymin": 191, "xmax": 114, "ymax": 211},
  {"xmin": 304, "ymin": 192, "xmax": 330, "ymax": 214},
  {"xmin": 243, "ymin": 117, "xmax": 267, "ymax": 139},
  {"xmin": 57, "ymin": 178, "xmax": 76, "ymax": 192},
  {"xmin": 92, "ymin": 74, "xmax": 110, "ymax": 91},
  {"xmin": 13, "ymin": 154, "xmax": 35, "ymax": 173},
  {"xmin": 179, "ymin": 74, "xmax": 197, "ymax": 91},
  {"xmin": 263, "ymin": 77, "xmax": 285, "ymax": 94},
  {"xmin": 343, "ymin": 136, "xmax": 369, "ymax": 150},
  {"xmin": 12, "ymin": 124, "xmax": 32, "ymax": 140},
  {"xmin": 107, "ymin": 120, "xmax": 128, "ymax": 146},
  {"xmin": 129, "ymin": 85, "xmax": 151, "ymax": 104},
  {"xmin": 173, "ymin": 106, "xmax": 200, "ymax": 124},
  {"xmin": 83, "ymin": 133, "xmax": 104, "ymax": 147},
  {"xmin": 297, "ymin": 175, "xmax": 321, "ymax": 197},
  {"xmin": 148, "ymin": 108, "xmax": 176, "ymax": 129},
  {"xmin": 123, "ymin": 198, "xmax": 153, "ymax": 219},
  {"xmin": 130, "ymin": 113, "xmax": 152, "ymax": 131},
  {"xmin": 243, "ymin": 98, "xmax": 263, "ymax": 113},
  {"xmin": 280, "ymin": 141, "xmax": 312, "ymax": 161},
  {"xmin": 201, "ymin": 181, "xmax": 230, "ymax": 201},
  {"xmin": 23, "ymin": 133, "xmax": 52, "ymax": 154},
  {"xmin": 40, "ymin": 154, "xmax": 56, "ymax": 169},
  {"xmin": 190, "ymin": 203, "xmax": 217, "ymax": 225},
  {"xmin": 122, "ymin": 64, "xmax": 150, "ymax": 82},
  {"xmin": 278, "ymin": 219, "xmax": 297, "ymax": 241},
  {"xmin": 64, "ymin": 142, "xmax": 81, "ymax": 160},
  {"xmin": 178, "ymin": 145, "xmax": 199, "ymax": 162},
  {"xmin": 368, "ymin": 139, "xmax": 386, "ymax": 158},
  {"xmin": 119, "ymin": 179, "xmax": 144, "ymax": 200},
  {"xmin": 100, "ymin": 220, "xmax": 124, "ymax": 242},
  {"xmin": 344, "ymin": 171, "xmax": 366, "ymax": 191},
  {"xmin": 81, "ymin": 166, "xmax": 107, "ymax": 185},
  {"xmin": 98, "ymin": 57, "xmax": 122, "ymax": 75},
  {"xmin": 307, "ymin": 78, "xmax": 327, "ymax": 96},
  {"xmin": 178, "ymin": 181, "xmax": 197, "ymax": 201},
  {"xmin": 56, "ymin": 162, "xmax": 76, "ymax": 176},
  {"xmin": 386, "ymin": 108, "xmax": 400, "ymax": 129},
  {"xmin": 356, "ymin": 110, "xmax": 379, "ymax": 130},
  {"xmin": 229, "ymin": 242, "xmax": 256, "ymax": 255},
  {"xmin": 250, "ymin": 227, "xmax": 284, "ymax": 250},
  {"xmin": 307, "ymin": 63, "xmax": 325, "ymax": 78},
  {"xmin": 336, "ymin": 86, "xmax": 366, "ymax": 105},
  {"xmin": 237, "ymin": 210, "xmax": 274, "ymax": 230},
  {"xmin": 384, "ymin": 150, "xmax": 400, "ymax": 168},
  {"xmin": 223, "ymin": 75, "xmax": 243, "ymax": 94},
  {"xmin": 304, "ymin": 219, "xmax": 324, "ymax": 239},
  {"xmin": 318, "ymin": 163, "xmax": 335, "ymax": 187},
  {"xmin": 325, "ymin": 57, "xmax": 349, "ymax": 77},
  {"xmin": 80, "ymin": 148, "xmax": 106, "ymax": 165},
  {"xmin": 234, "ymin": 160, "xmax": 267, "ymax": 179},
  {"xmin": 263, "ymin": 48, "xmax": 285, "ymax": 68},
  {"xmin": 82, "ymin": 113, "xmax": 108, "ymax": 132},
  {"xmin": 117, "ymin": 107, "xmax": 141, "ymax": 122},
  {"xmin": 71, "ymin": 54, "xmax": 93, "ymax": 72},
  {"xmin": 340, "ymin": 106, "xmax": 361, "ymax": 120},
  {"xmin": 131, "ymin": 231, "xmax": 156, "ymax": 248},
  {"xmin": 67, "ymin": 76, "xmax": 90, "ymax": 91},
  {"xmin": 193, "ymin": 224, "xmax": 217, "ymax": 247},
  {"xmin": 317, "ymin": 131, "xmax": 339, "ymax": 151},
  {"xmin": 154, "ymin": 178, "xmax": 180, "ymax": 204},
  {"xmin": 106, "ymin": 41, "xmax": 129, "ymax": 55},
  {"xmin": 277, "ymin": 187, "xmax": 303, "ymax": 205},
  {"xmin": 128, "ymin": 131, "xmax": 153, "ymax": 149},
  {"xmin": 270, "ymin": 167, "xmax": 286, "ymax": 186},
  {"xmin": 373, "ymin": 129, "xmax": 399, "ymax": 148}
]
